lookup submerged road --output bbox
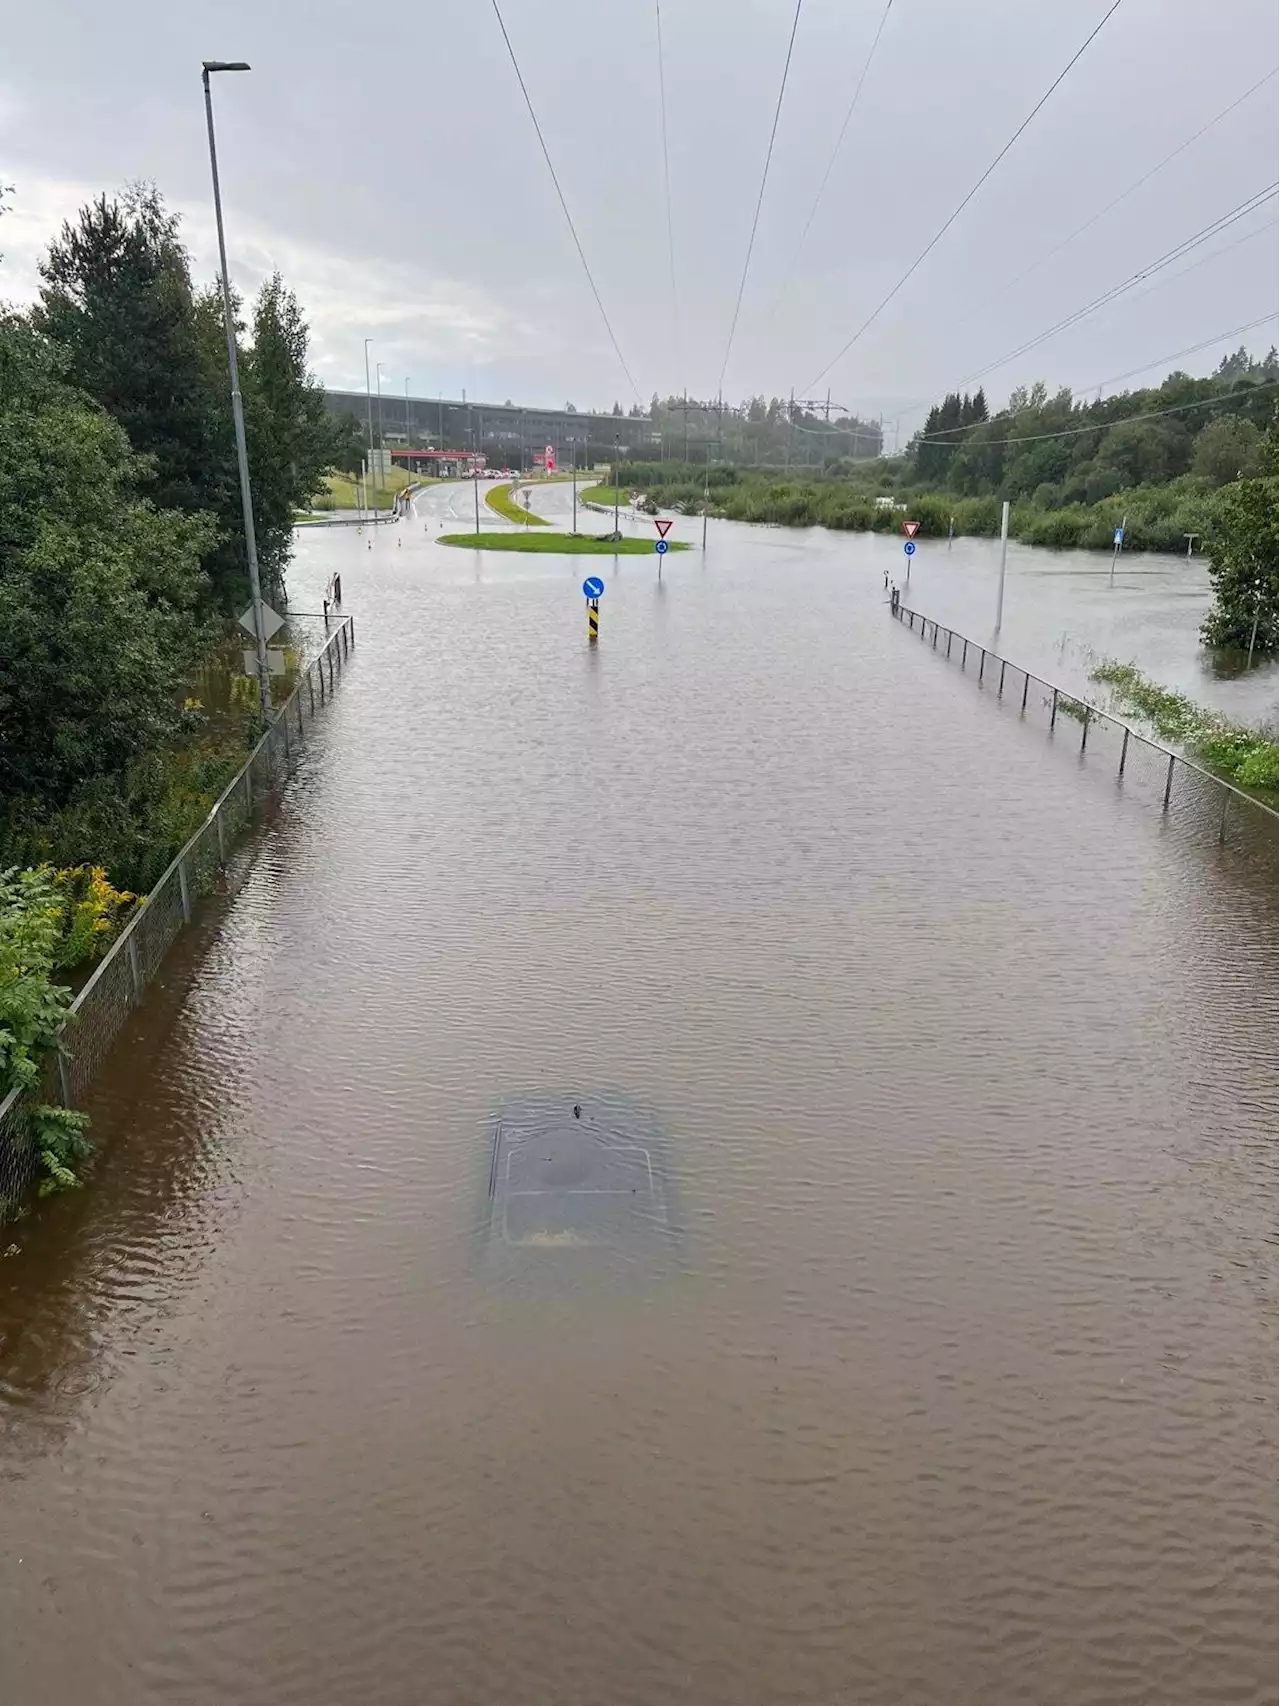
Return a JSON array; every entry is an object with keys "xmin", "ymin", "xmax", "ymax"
[{"xmin": 0, "ymin": 491, "xmax": 1275, "ymax": 1705}]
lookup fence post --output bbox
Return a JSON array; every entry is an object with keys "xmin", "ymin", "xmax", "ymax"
[
  {"xmin": 1021, "ymin": 671, "xmax": 1029, "ymax": 712},
  {"xmin": 1118, "ymin": 727, "xmax": 1129, "ymax": 777},
  {"xmin": 177, "ymin": 856, "xmax": 192, "ymax": 924},
  {"xmin": 308, "ymin": 671, "xmax": 316, "ymax": 715},
  {"xmin": 215, "ymin": 803, "xmax": 227, "ymax": 863},
  {"xmin": 342, "ymin": 624, "xmax": 349, "ymax": 659},
  {"xmin": 126, "ymin": 933, "xmax": 143, "ymax": 1005},
  {"xmin": 328, "ymin": 651, "xmax": 336, "ymax": 693},
  {"xmin": 245, "ymin": 768, "xmax": 253, "ymax": 813},
  {"xmin": 998, "ymin": 660, "xmax": 1006, "ymax": 697},
  {"xmin": 57, "ymin": 1047, "xmax": 73, "ymax": 1108},
  {"xmin": 1162, "ymin": 754, "xmax": 1175, "ymax": 810},
  {"xmin": 946, "ymin": 630, "xmax": 953, "ymax": 659},
  {"xmin": 932, "ymin": 622, "xmax": 938, "ymax": 649},
  {"xmin": 1080, "ymin": 707, "xmax": 1090, "ymax": 751},
  {"xmin": 348, "ymin": 616, "xmax": 356, "ymax": 648},
  {"xmin": 1050, "ymin": 688, "xmax": 1058, "ymax": 730},
  {"xmin": 978, "ymin": 648, "xmax": 986, "ymax": 684},
  {"xmin": 318, "ymin": 659, "xmax": 326, "ymax": 703},
  {"xmin": 961, "ymin": 639, "xmax": 968, "ymax": 669},
  {"xmin": 296, "ymin": 696, "xmax": 305, "ymax": 741}
]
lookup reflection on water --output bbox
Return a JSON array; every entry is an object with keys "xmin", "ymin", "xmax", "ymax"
[{"xmin": 0, "ymin": 498, "xmax": 1274, "ymax": 1706}]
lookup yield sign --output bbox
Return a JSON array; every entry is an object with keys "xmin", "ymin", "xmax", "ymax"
[
  {"xmin": 902, "ymin": 520, "xmax": 920, "ymax": 539},
  {"xmin": 238, "ymin": 600, "xmax": 286, "ymax": 642},
  {"xmin": 654, "ymin": 518, "xmax": 673, "ymax": 538}
]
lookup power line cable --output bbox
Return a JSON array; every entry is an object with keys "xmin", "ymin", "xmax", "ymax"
[
  {"xmin": 956, "ymin": 182, "xmax": 1278, "ymax": 387},
  {"xmin": 801, "ymin": 0, "xmax": 1125, "ymax": 392},
  {"xmin": 1077, "ymin": 311, "xmax": 1279, "ymax": 396},
  {"xmin": 763, "ymin": 0, "xmax": 895, "ymax": 327},
  {"xmin": 910, "ymin": 383, "xmax": 1276, "ymax": 449},
  {"xmin": 716, "ymin": 0, "xmax": 805, "ymax": 398},
  {"xmin": 967, "ymin": 67, "xmax": 1278, "ymax": 321},
  {"xmin": 655, "ymin": 1, "xmax": 681, "ymax": 392},
  {"xmin": 489, "ymin": 0, "xmax": 642, "ymax": 403}
]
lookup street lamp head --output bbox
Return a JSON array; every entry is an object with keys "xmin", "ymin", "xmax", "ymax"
[{"xmin": 203, "ymin": 61, "xmax": 251, "ymax": 73}]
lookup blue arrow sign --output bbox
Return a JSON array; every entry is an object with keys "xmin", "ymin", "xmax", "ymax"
[
  {"xmin": 582, "ymin": 576, "xmax": 605, "ymax": 599},
  {"xmin": 655, "ymin": 539, "xmax": 669, "ymax": 556},
  {"xmin": 903, "ymin": 540, "xmax": 917, "ymax": 557}
]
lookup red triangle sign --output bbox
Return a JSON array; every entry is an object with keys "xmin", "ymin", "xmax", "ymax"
[
  {"xmin": 902, "ymin": 520, "xmax": 920, "ymax": 538},
  {"xmin": 654, "ymin": 518, "xmax": 673, "ymax": 538}
]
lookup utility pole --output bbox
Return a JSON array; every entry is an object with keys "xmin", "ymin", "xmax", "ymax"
[
  {"xmin": 363, "ymin": 338, "xmax": 375, "ymax": 510},
  {"xmin": 995, "ymin": 500, "xmax": 1010, "ymax": 631},
  {"xmin": 375, "ymin": 362, "xmax": 385, "ymax": 497},
  {"xmin": 613, "ymin": 433, "xmax": 621, "ymax": 535},
  {"xmin": 572, "ymin": 443, "xmax": 578, "ymax": 534},
  {"xmin": 702, "ymin": 445, "xmax": 710, "ymax": 550},
  {"xmin": 202, "ymin": 60, "xmax": 270, "ymax": 721}
]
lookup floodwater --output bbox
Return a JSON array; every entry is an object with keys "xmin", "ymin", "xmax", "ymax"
[{"xmin": 0, "ymin": 491, "xmax": 1275, "ymax": 1706}]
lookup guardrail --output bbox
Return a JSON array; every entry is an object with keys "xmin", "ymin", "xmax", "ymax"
[
  {"xmin": 890, "ymin": 601, "xmax": 1278, "ymax": 854},
  {"xmin": 0, "ymin": 614, "xmax": 356, "ymax": 1217}
]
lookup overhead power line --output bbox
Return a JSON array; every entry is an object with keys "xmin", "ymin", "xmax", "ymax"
[
  {"xmin": 801, "ymin": 0, "xmax": 1125, "ymax": 392},
  {"xmin": 972, "ymin": 67, "xmax": 1278, "ymax": 318},
  {"xmin": 489, "ymin": 0, "xmax": 642, "ymax": 403},
  {"xmin": 655, "ymin": 1, "xmax": 681, "ymax": 390},
  {"xmin": 911, "ymin": 383, "xmax": 1277, "ymax": 450},
  {"xmin": 716, "ymin": 0, "xmax": 805, "ymax": 398},
  {"xmin": 1077, "ymin": 311, "xmax": 1279, "ymax": 396},
  {"xmin": 763, "ymin": 0, "xmax": 895, "ymax": 326},
  {"xmin": 956, "ymin": 181, "xmax": 1279, "ymax": 386}
]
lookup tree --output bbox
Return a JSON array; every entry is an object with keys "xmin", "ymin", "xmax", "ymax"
[
  {"xmin": 1191, "ymin": 414, "xmax": 1264, "ymax": 485},
  {"xmin": 612, "ymin": 400, "xmax": 623, "ymax": 416},
  {"xmin": 1200, "ymin": 429, "xmax": 1278, "ymax": 655},
  {"xmin": 35, "ymin": 186, "xmax": 210, "ymax": 518},
  {"xmin": 0, "ymin": 312, "xmax": 216, "ymax": 805}
]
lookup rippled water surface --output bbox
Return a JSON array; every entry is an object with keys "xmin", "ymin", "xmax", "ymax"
[{"xmin": 1, "ymin": 493, "xmax": 1275, "ymax": 1706}]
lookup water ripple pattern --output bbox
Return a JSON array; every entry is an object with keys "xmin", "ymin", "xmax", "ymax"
[{"xmin": 0, "ymin": 496, "xmax": 1274, "ymax": 1706}]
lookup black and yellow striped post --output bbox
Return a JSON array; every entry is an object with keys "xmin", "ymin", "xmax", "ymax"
[{"xmin": 582, "ymin": 575, "xmax": 604, "ymax": 644}]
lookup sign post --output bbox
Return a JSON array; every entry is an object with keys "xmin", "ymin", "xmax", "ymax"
[
  {"xmin": 1110, "ymin": 515, "xmax": 1126, "ymax": 583},
  {"xmin": 995, "ymin": 499, "xmax": 1010, "ymax": 632},
  {"xmin": 583, "ymin": 575, "xmax": 604, "ymax": 644}
]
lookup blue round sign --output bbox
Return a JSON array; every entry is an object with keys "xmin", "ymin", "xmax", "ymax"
[
  {"xmin": 655, "ymin": 539, "xmax": 669, "ymax": 556},
  {"xmin": 582, "ymin": 576, "xmax": 605, "ymax": 599},
  {"xmin": 903, "ymin": 540, "xmax": 917, "ymax": 557}
]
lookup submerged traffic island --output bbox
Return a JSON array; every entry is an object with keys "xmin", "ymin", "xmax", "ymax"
[{"xmin": 437, "ymin": 530, "xmax": 692, "ymax": 555}]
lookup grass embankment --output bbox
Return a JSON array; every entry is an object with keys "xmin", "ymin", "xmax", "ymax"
[
  {"xmin": 581, "ymin": 485, "xmax": 634, "ymax": 509},
  {"xmin": 485, "ymin": 483, "xmax": 550, "ymax": 526},
  {"xmin": 438, "ymin": 531, "xmax": 690, "ymax": 555},
  {"xmin": 1088, "ymin": 661, "xmax": 1278, "ymax": 804},
  {"xmin": 307, "ymin": 467, "xmax": 425, "ymax": 513}
]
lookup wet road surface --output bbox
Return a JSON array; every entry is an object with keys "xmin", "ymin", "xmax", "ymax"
[{"xmin": 0, "ymin": 496, "xmax": 1275, "ymax": 1705}]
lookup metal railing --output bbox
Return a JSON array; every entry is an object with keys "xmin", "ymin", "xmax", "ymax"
[
  {"xmin": 890, "ymin": 601, "xmax": 1278, "ymax": 856},
  {"xmin": 0, "ymin": 614, "xmax": 356, "ymax": 1217}
]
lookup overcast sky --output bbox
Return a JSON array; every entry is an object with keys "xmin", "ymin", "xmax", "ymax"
[{"xmin": 2, "ymin": 0, "xmax": 1276, "ymax": 426}]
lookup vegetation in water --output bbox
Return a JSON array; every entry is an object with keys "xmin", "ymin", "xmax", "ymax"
[
  {"xmin": 0, "ymin": 867, "xmax": 92, "ymax": 1201},
  {"xmin": 485, "ymin": 483, "xmax": 550, "ymax": 526},
  {"xmin": 1087, "ymin": 661, "xmax": 1278, "ymax": 802},
  {"xmin": 438, "ymin": 530, "xmax": 690, "ymax": 555}
]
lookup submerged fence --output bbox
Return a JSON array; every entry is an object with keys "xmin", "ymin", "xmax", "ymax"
[
  {"xmin": 0, "ymin": 614, "xmax": 356, "ymax": 1216},
  {"xmin": 891, "ymin": 601, "xmax": 1278, "ymax": 858}
]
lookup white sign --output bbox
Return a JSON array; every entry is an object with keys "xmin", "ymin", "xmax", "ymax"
[{"xmin": 238, "ymin": 601, "xmax": 285, "ymax": 642}]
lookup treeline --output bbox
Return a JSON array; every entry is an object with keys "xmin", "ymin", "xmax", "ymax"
[
  {"xmin": 907, "ymin": 350, "xmax": 1276, "ymax": 503},
  {"xmin": 0, "ymin": 183, "xmax": 360, "ymax": 883}
]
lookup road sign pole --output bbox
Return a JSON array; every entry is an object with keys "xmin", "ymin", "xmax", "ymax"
[
  {"xmin": 1110, "ymin": 513, "xmax": 1126, "ymax": 584},
  {"xmin": 995, "ymin": 499, "xmax": 1010, "ymax": 632},
  {"xmin": 588, "ymin": 599, "xmax": 599, "ymax": 643},
  {"xmin": 474, "ymin": 471, "xmax": 480, "ymax": 536}
]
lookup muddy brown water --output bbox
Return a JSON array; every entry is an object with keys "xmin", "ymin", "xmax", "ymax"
[{"xmin": 1, "ymin": 495, "xmax": 1275, "ymax": 1706}]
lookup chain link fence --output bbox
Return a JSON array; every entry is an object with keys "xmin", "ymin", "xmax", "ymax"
[
  {"xmin": 892, "ymin": 602, "xmax": 1278, "ymax": 863},
  {"xmin": 0, "ymin": 615, "xmax": 356, "ymax": 1220}
]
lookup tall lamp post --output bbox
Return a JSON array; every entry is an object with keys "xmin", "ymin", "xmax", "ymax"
[
  {"xmin": 375, "ymin": 362, "xmax": 386, "ymax": 498},
  {"xmin": 363, "ymin": 339, "xmax": 375, "ymax": 511},
  {"xmin": 201, "ymin": 59, "xmax": 270, "ymax": 720}
]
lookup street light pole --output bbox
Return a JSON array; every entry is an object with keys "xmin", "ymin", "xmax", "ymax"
[
  {"xmin": 375, "ymin": 362, "xmax": 385, "ymax": 497},
  {"xmin": 613, "ymin": 433, "xmax": 620, "ymax": 535},
  {"xmin": 363, "ymin": 338, "xmax": 375, "ymax": 512},
  {"xmin": 201, "ymin": 59, "xmax": 270, "ymax": 721}
]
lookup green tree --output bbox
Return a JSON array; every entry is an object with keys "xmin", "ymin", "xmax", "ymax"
[
  {"xmin": 1191, "ymin": 414, "xmax": 1264, "ymax": 485},
  {"xmin": 0, "ymin": 313, "xmax": 216, "ymax": 805},
  {"xmin": 35, "ymin": 186, "xmax": 210, "ymax": 517},
  {"xmin": 1200, "ymin": 431, "xmax": 1279, "ymax": 655}
]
